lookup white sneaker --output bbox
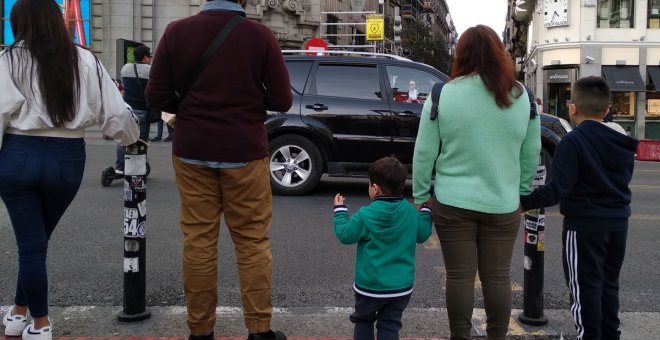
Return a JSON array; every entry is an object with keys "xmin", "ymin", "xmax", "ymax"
[
  {"xmin": 2, "ymin": 306, "xmax": 28, "ymax": 336},
  {"xmin": 21, "ymin": 319, "xmax": 52, "ymax": 340}
]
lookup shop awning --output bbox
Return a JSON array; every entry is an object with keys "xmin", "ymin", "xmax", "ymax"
[
  {"xmin": 647, "ymin": 66, "xmax": 660, "ymax": 90},
  {"xmin": 602, "ymin": 66, "xmax": 646, "ymax": 92}
]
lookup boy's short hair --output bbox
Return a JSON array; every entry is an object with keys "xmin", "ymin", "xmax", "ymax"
[
  {"xmin": 572, "ymin": 76, "xmax": 611, "ymax": 118},
  {"xmin": 368, "ymin": 157, "xmax": 408, "ymax": 196}
]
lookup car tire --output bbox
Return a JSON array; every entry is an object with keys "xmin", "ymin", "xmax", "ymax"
[
  {"xmin": 269, "ymin": 135, "xmax": 323, "ymax": 196},
  {"xmin": 540, "ymin": 147, "xmax": 553, "ymax": 184}
]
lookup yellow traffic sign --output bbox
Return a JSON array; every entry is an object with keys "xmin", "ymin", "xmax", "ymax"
[{"xmin": 366, "ymin": 15, "xmax": 384, "ymax": 41}]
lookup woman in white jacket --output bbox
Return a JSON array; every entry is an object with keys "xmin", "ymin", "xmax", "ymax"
[{"xmin": 0, "ymin": 1, "xmax": 138, "ymax": 339}]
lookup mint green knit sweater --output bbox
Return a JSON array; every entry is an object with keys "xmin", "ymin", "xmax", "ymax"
[{"xmin": 412, "ymin": 75, "xmax": 541, "ymax": 213}]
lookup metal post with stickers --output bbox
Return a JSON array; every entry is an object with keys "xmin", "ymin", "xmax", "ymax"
[
  {"xmin": 118, "ymin": 140, "xmax": 151, "ymax": 322},
  {"xmin": 518, "ymin": 162, "xmax": 549, "ymax": 326}
]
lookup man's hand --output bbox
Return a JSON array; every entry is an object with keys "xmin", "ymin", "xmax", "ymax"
[{"xmin": 334, "ymin": 193, "xmax": 345, "ymax": 206}]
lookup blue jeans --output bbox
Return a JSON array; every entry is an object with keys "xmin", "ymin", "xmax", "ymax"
[
  {"xmin": 350, "ymin": 292, "xmax": 411, "ymax": 340},
  {"xmin": 154, "ymin": 120, "xmax": 173, "ymax": 140},
  {"xmin": 0, "ymin": 134, "xmax": 85, "ymax": 317},
  {"xmin": 116, "ymin": 109, "xmax": 149, "ymax": 168}
]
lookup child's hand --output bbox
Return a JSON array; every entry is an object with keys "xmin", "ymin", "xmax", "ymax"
[{"xmin": 334, "ymin": 193, "xmax": 345, "ymax": 206}]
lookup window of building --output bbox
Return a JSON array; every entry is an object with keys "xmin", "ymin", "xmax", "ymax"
[
  {"xmin": 314, "ymin": 64, "xmax": 381, "ymax": 100},
  {"xmin": 326, "ymin": 15, "xmax": 338, "ymax": 45},
  {"xmin": 649, "ymin": 0, "xmax": 660, "ymax": 28},
  {"xmin": 598, "ymin": 0, "xmax": 635, "ymax": 28},
  {"xmin": 610, "ymin": 92, "xmax": 634, "ymax": 119}
]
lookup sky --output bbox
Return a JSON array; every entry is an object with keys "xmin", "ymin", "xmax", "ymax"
[{"xmin": 445, "ymin": 0, "xmax": 508, "ymax": 38}]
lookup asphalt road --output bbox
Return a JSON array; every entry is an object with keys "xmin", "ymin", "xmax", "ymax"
[{"xmin": 1, "ymin": 136, "xmax": 659, "ymax": 316}]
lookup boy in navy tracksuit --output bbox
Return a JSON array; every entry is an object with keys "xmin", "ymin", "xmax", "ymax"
[
  {"xmin": 333, "ymin": 157, "xmax": 432, "ymax": 340},
  {"xmin": 521, "ymin": 77, "xmax": 639, "ymax": 340}
]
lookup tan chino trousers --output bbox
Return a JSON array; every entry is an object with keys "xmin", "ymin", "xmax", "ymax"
[{"xmin": 173, "ymin": 156, "xmax": 273, "ymax": 336}]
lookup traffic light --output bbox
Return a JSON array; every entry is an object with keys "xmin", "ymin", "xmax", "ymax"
[{"xmin": 393, "ymin": 7, "xmax": 402, "ymax": 47}]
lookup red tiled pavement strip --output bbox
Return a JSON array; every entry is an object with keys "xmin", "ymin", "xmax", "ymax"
[{"xmin": 51, "ymin": 338, "xmax": 447, "ymax": 340}]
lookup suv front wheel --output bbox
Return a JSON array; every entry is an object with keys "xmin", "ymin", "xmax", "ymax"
[{"xmin": 269, "ymin": 135, "xmax": 323, "ymax": 195}]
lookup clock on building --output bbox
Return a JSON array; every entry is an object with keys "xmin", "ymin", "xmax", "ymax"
[{"xmin": 543, "ymin": 0, "xmax": 569, "ymax": 27}]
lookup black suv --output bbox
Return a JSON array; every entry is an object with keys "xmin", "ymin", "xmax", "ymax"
[{"xmin": 266, "ymin": 53, "xmax": 571, "ymax": 195}]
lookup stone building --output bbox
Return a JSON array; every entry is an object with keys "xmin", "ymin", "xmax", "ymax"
[
  {"xmin": 1, "ymin": 0, "xmax": 456, "ymax": 81},
  {"xmin": 505, "ymin": 0, "xmax": 660, "ymax": 139}
]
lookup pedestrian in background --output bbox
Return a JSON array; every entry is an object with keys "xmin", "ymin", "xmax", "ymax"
[
  {"xmin": 412, "ymin": 25, "xmax": 541, "ymax": 340},
  {"xmin": 113, "ymin": 44, "xmax": 152, "ymax": 174},
  {"xmin": 333, "ymin": 157, "xmax": 432, "ymax": 340},
  {"xmin": 145, "ymin": 0, "xmax": 292, "ymax": 339},
  {"xmin": 521, "ymin": 76, "xmax": 639, "ymax": 340},
  {"xmin": 151, "ymin": 117, "xmax": 173, "ymax": 142},
  {"xmin": 0, "ymin": 1, "xmax": 138, "ymax": 339}
]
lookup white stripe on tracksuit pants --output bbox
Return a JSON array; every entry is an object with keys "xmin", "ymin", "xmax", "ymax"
[{"xmin": 562, "ymin": 228, "xmax": 627, "ymax": 340}]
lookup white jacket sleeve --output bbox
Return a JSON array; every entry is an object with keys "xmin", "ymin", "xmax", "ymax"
[
  {"xmin": 0, "ymin": 52, "xmax": 26, "ymax": 148},
  {"xmin": 86, "ymin": 55, "xmax": 139, "ymax": 146}
]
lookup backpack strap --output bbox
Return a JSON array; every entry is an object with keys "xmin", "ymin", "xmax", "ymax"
[
  {"xmin": 521, "ymin": 83, "xmax": 538, "ymax": 120},
  {"xmin": 429, "ymin": 82, "xmax": 445, "ymax": 121}
]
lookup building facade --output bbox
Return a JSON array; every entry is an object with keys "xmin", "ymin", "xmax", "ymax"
[
  {"xmin": 1, "ymin": 0, "xmax": 456, "ymax": 89},
  {"xmin": 505, "ymin": 0, "xmax": 660, "ymax": 139}
]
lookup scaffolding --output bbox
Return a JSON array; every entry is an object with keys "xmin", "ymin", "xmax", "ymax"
[{"xmin": 321, "ymin": 10, "xmax": 378, "ymax": 52}]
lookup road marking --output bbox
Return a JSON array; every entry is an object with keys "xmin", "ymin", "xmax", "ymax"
[
  {"xmin": 424, "ymin": 234, "xmax": 440, "ymax": 249},
  {"xmin": 630, "ymin": 184, "xmax": 660, "ymax": 189},
  {"xmin": 543, "ymin": 211, "xmax": 660, "ymax": 220}
]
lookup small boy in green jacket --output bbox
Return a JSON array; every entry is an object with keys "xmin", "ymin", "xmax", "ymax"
[{"xmin": 333, "ymin": 156, "xmax": 432, "ymax": 340}]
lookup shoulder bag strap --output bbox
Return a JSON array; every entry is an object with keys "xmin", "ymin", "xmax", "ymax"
[
  {"xmin": 179, "ymin": 14, "xmax": 243, "ymax": 100},
  {"xmin": 429, "ymin": 82, "xmax": 445, "ymax": 121},
  {"xmin": 133, "ymin": 63, "xmax": 143, "ymax": 88}
]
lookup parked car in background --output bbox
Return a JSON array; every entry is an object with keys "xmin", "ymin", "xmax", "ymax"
[{"xmin": 266, "ymin": 52, "xmax": 572, "ymax": 195}]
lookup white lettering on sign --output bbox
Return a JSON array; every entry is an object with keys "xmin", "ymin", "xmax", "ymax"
[
  {"xmin": 124, "ymin": 208, "xmax": 139, "ymax": 237},
  {"xmin": 616, "ymin": 80, "xmax": 635, "ymax": 85},
  {"xmin": 549, "ymin": 74, "xmax": 569, "ymax": 80}
]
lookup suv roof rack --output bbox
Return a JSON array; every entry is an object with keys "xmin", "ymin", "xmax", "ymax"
[{"xmin": 281, "ymin": 50, "xmax": 411, "ymax": 61}]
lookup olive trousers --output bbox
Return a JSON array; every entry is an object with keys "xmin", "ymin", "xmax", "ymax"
[
  {"xmin": 432, "ymin": 200, "xmax": 520, "ymax": 340},
  {"xmin": 173, "ymin": 156, "xmax": 273, "ymax": 336}
]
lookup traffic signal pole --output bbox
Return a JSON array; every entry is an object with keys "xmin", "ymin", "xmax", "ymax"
[{"xmin": 393, "ymin": 7, "xmax": 402, "ymax": 55}]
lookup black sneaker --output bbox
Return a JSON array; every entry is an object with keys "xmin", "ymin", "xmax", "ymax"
[
  {"xmin": 163, "ymin": 136, "xmax": 173, "ymax": 142},
  {"xmin": 150, "ymin": 137, "xmax": 161, "ymax": 142},
  {"xmin": 247, "ymin": 330, "xmax": 286, "ymax": 340},
  {"xmin": 188, "ymin": 332, "xmax": 214, "ymax": 340}
]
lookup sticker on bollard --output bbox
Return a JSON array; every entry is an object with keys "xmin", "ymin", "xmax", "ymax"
[{"xmin": 118, "ymin": 140, "xmax": 151, "ymax": 322}]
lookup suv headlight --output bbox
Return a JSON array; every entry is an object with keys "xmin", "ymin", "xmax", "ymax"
[{"xmin": 559, "ymin": 117, "xmax": 573, "ymax": 133}]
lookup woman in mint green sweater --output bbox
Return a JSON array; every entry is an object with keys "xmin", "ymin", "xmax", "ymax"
[{"xmin": 412, "ymin": 25, "xmax": 541, "ymax": 340}]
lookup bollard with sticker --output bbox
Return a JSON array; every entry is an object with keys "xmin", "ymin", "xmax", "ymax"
[
  {"xmin": 118, "ymin": 140, "xmax": 151, "ymax": 322},
  {"xmin": 518, "ymin": 163, "xmax": 548, "ymax": 326}
]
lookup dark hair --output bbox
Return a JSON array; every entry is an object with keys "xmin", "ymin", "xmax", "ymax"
[
  {"xmin": 8, "ymin": 0, "xmax": 80, "ymax": 127},
  {"xmin": 451, "ymin": 25, "xmax": 522, "ymax": 108},
  {"xmin": 571, "ymin": 76, "xmax": 611, "ymax": 118},
  {"xmin": 368, "ymin": 157, "xmax": 408, "ymax": 196},
  {"xmin": 133, "ymin": 45, "xmax": 151, "ymax": 62}
]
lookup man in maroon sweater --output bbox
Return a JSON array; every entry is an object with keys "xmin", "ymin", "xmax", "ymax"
[{"xmin": 145, "ymin": 1, "xmax": 292, "ymax": 340}]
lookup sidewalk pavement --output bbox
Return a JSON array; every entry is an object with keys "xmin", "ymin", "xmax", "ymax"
[{"xmin": 2, "ymin": 305, "xmax": 659, "ymax": 340}]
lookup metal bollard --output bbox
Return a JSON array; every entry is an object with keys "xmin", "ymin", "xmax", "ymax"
[
  {"xmin": 118, "ymin": 140, "xmax": 151, "ymax": 322},
  {"xmin": 518, "ymin": 163, "xmax": 549, "ymax": 326}
]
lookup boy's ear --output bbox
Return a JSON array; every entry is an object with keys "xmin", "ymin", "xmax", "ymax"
[{"xmin": 371, "ymin": 182, "xmax": 383, "ymax": 195}]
